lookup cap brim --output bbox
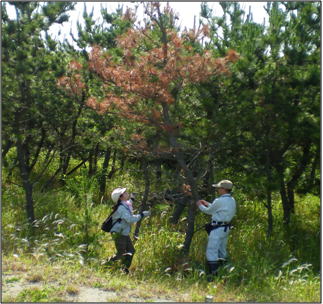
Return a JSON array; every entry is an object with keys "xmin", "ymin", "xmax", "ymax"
[{"xmin": 212, "ymin": 184, "xmax": 220, "ymax": 188}]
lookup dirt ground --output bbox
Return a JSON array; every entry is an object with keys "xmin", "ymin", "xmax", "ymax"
[{"xmin": 2, "ymin": 273, "xmax": 174, "ymax": 302}]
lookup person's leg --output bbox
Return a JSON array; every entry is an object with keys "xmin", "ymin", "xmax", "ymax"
[
  {"xmin": 122, "ymin": 236, "xmax": 136, "ymax": 272},
  {"xmin": 107, "ymin": 233, "xmax": 128, "ymax": 263},
  {"xmin": 205, "ymin": 228, "xmax": 231, "ymax": 280},
  {"xmin": 206, "ymin": 229, "xmax": 220, "ymax": 262},
  {"xmin": 205, "ymin": 229, "xmax": 221, "ymax": 280},
  {"xmin": 218, "ymin": 230, "xmax": 229, "ymax": 261}
]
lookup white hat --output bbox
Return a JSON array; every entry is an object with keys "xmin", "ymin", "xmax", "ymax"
[
  {"xmin": 212, "ymin": 180, "xmax": 233, "ymax": 190},
  {"xmin": 111, "ymin": 187, "xmax": 127, "ymax": 203}
]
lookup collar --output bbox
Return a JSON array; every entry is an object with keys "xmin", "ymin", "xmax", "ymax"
[
  {"xmin": 220, "ymin": 194, "xmax": 231, "ymax": 197},
  {"xmin": 121, "ymin": 200, "xmax": 133, "ymax": 213}
]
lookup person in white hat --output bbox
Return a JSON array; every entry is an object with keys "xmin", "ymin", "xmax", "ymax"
[
  {"xmin": 106, "ymin": 187, "xmax": 150, "ymax": 273},
  {"xmin": 196, "ymin": 180, "xmax": 236, "ymax": 281}
]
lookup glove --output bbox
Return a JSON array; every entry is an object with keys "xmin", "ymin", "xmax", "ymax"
[{"xmin": 141, "ymin": 210, "xmax": 151, "ymax": 217}]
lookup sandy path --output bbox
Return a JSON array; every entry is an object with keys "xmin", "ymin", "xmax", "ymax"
[{"xmin": 2, "ymin": 273, "xmax": 174, "ymax": 302}]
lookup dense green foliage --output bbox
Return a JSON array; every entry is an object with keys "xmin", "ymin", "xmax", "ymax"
[{"xmin": 2, "ymin": 2, "xmax": 320, "ymax": 302}]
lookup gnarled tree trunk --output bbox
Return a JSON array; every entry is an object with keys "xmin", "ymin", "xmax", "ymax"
[{"xmin": 133, "ymin": 160, "xmax": 150, "ymax": 242}]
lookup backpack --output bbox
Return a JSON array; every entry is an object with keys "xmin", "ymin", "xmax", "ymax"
[{"xmin": 101, "ymin": 202, "xmax": 122, "ymax": 233}]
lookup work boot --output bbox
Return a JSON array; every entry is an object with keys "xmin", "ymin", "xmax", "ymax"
[
  {"xmin": 123, "ymin": 253, "xmax": 133, "ymax": 268},
  {"xmin": 120, "ymin": 253, "xmax": 133, "ymax": 274},
  {"xmin": 121, "ymin": 267, "xmax": 130, "ymax": 274},
  {"xmin": 217, "ymin": 258, "xmax": 227, "ymax": 267},
  {"xmin": 206, "ymin": 261, "xmax": 220, "ymax": 282}
]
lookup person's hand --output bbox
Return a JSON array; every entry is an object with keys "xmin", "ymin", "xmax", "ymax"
[
  {"xmin": 141, "ymin": 210, "xmax": 151, "ymax": 217},
  {"xmin": 197, "ymin": 200, "xmax": 209, "ymax": 207},
  {"xmin": 196, "ymin": 200, "xmax": 203, "ymax": 207}
]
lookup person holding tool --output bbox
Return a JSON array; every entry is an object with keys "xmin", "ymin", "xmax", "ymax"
[{"xmin": 196, "ymin": 180, "xmax": 236, "ymax": 281}]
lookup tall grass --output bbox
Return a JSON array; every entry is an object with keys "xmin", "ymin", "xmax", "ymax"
[{"xmin": 2, "ymin": 168, "xmax": 320, "ymax": 302}]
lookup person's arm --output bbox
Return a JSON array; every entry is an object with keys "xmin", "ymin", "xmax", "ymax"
[
  {"xmin": 119, "ymin": 205, "xmax": 143, "ymax": 224},
  {"xmin": 197, "ymin": 198, "xmax": 219, "ymax": 215}
]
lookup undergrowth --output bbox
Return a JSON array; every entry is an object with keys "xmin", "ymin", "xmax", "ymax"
[{"xmin": 2, "ymin": 170, "xmax": 320, "ymax": 302}]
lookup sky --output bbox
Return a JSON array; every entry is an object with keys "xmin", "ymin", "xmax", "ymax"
[
  {"xmin": 5, "ymin": 2, "xmax": 268, "ymax": 44},
  {"xmin": 62, "ymin": 2, "xmax": 268, "ymax": 40}
]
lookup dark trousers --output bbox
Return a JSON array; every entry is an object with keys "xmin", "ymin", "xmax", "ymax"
[{"xmin": 109, "ymin": 234, "xmax": 135, "ymax": 270}]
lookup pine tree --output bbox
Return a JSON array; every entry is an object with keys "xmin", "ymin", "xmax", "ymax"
[
  {"xmin": 64, "ymin": 2, "xmax": 238, "ymax": 253},
  {"xmin": 2, "ymin": 2, "xmax": 75, "ymax": 225}
]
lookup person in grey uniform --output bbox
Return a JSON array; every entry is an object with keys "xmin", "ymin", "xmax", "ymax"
[
  {"xmin": 196, "ymin": 180, "xmax": 236, "ymax": 280},
  {"xmin": 106, "ymin": 187, "xmax": 150, "ymax": 273}
]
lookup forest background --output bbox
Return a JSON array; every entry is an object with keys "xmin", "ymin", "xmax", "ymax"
[{"xmin": 2, "ymin": 1, "xmax": 320, "ymax": 302}]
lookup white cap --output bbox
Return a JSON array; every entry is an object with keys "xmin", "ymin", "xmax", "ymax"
[
  {"xmin": 212, "ymin": 180, "xmax": 233, "ymax": 190},
  {"xmin": 111, "ymin": 187, "xmax": 127, "ymax": 203}
]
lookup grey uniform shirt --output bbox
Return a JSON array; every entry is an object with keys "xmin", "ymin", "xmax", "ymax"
[
  {"xmin": 110, "ymin": 201, "xmax": 142, "ymax": 236},
  {"xmin": 199, "ymin": 194, "xmax": 236, "ymax": 222}
]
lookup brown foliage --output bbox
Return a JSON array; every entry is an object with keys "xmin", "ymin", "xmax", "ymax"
[
  {"xmin": 59, "ymin": 5, "xmax": 238, "ymax": 155},
  {"xmin": 86, "ymin": 28, "xmax": 238, "ymax": 113},
  {"xmin": 57, "ymin": 71, "xmax": 85, "ymax": 98}
]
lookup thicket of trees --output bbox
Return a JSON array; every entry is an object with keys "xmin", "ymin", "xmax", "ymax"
[{"xmin": 2, "ymin": 2, "xmax": 320, "ymax": 254}]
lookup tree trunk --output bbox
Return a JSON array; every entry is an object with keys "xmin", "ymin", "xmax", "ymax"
[
  {"xmin": 67, "ymin": 158, "xmax": 89, "ymax": 176},
  {"xmin": 169, "ymin": 197, "xmax": 187, "ymax": 225},
  {"xmin": 133, "ymin": 160, "xmax": 150, "ymax": 242},
  {"xmin": 88, "ymin": 149, "xmax": 93, "ymax": 176},
  {"xmin": 119, "ymin": 154, "xmax": 126, "ymax": 171},
  {"xmin": 265, "ymin": 144, "xmax": 273, "ymax": 237},
  {"xmin": 16, "ymin": 140, "xmax": 35, "ymax": 224},
  {"xmin": 58, "ymin": 143, "xmax": 66, "ymax": 181},
  {"xmin": 168, "ymin": 167, "xmax": 186, "ymax": 224},
  {"xmin": 155, "ymin": 161, "xmax": 162, "ymax": 184},
  {"xmin": 99, "ymin": 146, "xmax": 112, "ymax": 199},
  {"xmin": 287, "ymin": 187, "xmax": 295, "ymax": 215},
  {"xmin": 61, "ymin": 103, "xmax": 84, "ymax": 177},
  {"xmin": 306, "ymin": 149, "xmax": 319, "ymax": 191},
  {"xmin": 61, "ymin": 152, "xmax": 71, "ymax": 177},
  {"xmin": 278, "ymin": 167, "xmax": 291, "ymax": 225},
  {"xmin": 266, "ymin": 188, "xmax": 273, "ymax": 237},
  {"xmin": 201, "ymin": 155, "xmax": 215, "ymax": 199},
  {"xmin": 92, "ymin": 142, "xmax": 100, "ymax": 175},
  {"xmin": 42, "ymin": 165, "xmax": 62, "ymax": 191},
  {"xmin": 107, "ymin": 150, "xmax": 117, "ymax": 179},
  {"xmin": 2, "ymin": 140, "xmax": 13, "ymax": 167},
  {"xmin": 29, "ymin": 127, "xmax": 46, "ymax": 171},
  {"xmin": 286, "ymin": 141, "xmax": 311, "ymax": 214},
  {"xmin": 88, "ymin": 142, "xmax": 100, "ymax": 176},
  {"xmin": 161, "ymin": 103, "xmax": 199, "ymax": 255}
]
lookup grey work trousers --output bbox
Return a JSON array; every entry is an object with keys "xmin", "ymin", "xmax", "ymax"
[{"xmin": 206, "ymin": 226, "xmax": 230, "ymax": 262}]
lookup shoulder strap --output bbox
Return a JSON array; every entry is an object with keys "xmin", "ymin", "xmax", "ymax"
[{"xmin": 107, "ymin": 202, "xmax": 121, "ymax": 218}]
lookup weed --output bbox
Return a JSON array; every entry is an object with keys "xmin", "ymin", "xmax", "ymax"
[
  {"xmin": 2, "ymin": 295, "xmax": 18, "ymax": 302},
  {"xmin": 16, "ymin": 286, "xmax": 51, "ymax": 302},
  {"xmin": 9, "ymin": 261, "xmax": 28, "ymax": 272},
  {"xmin": 2, "ymin": 176, "xmax": 320, "ymax": 303},
  {"xmin": 27, "ymin": 273, "xmax": 43, "ymax": 283},
  {"xmin": 65, "ymin": 284, "xmax": 80, "ymax": 296},
  {"xmin": 5, "ymin": 277, "xmax": 20, "ymax": 283}
]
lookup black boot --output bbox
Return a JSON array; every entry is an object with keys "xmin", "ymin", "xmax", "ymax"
[
  {"xmin": 217, "ymin": 258, "xmax": 227, "ymax": 267},
  {"xmin": 121, "ymin": 253, "xmax": 133, "ymax": 274},
  {"xmin": 206, "ymin": 261, "xmax": 220, "ymax": 282}
]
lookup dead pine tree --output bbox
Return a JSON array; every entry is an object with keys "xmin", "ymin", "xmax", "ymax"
[{"xmin": 67, "ymin": 3, "xmax": 239, "ymax": 254}]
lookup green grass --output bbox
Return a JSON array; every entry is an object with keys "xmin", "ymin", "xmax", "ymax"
[
  {"xmin": 5, "ymin": 277, "xmax": 20, "ymax": 283},
  {"xmin": 2, "ymin": 249, "xmax": 320, "ymax": 302},
  {"xmin": 1, "ymin": 170, "xmax": 320, "ymax": 302}
]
